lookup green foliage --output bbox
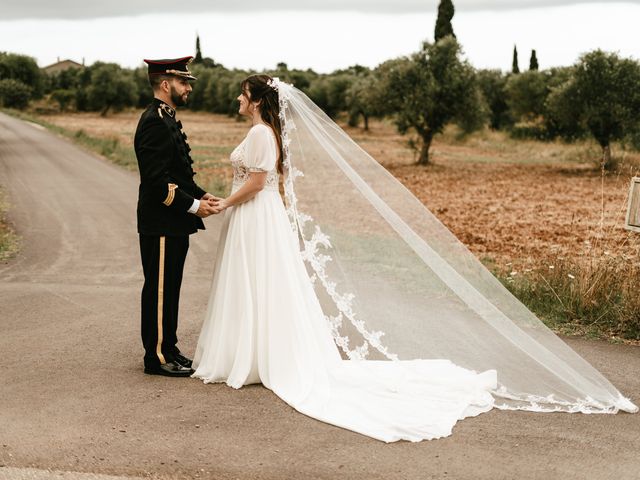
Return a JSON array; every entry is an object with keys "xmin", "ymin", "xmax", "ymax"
[
  {"xmin": 44, "ymin": 66, "xmax": 82, "ymax": 94},
  {"xmin": 476, "ymin": 69, "xmax": 513, "ymax": 130},
  {"xmin": 43, "ymin": 66, "xmax": 95, "ymax": 112},
  {"xmin": 85, "ymin": 62, "xmax": 138, "ymax": 116},
  {"xmin": 200, "ymin": 69, "xmax": 249, "ymax": 115},
  {"xmin": 326, "ymin": 68, "xmax": 366, "ymax": 127},
  {"xmin": 505, "ymin": 70, "xmax": 548, "ymax": 121},
  {"xmin": 0, "ymin": 52, "xmax": 43, "ymax": 97},
  {"xmin": 623, "ymin": 129, "xmax": 640, "ymax": 151},
  {"xmin": 307, "ymin": 74, "xmax": 354, "ymax": 119},
  {"xmin": 0, "ymin": 78, "xmax": 32, "ymax": 109},
  {"xmin": 200, "ymin": 57, "xmax": 218, "ymax": 69},
  {"xmin": 0, "ymin": 52, "xmax": 41, "ymax": 108},
  {"xmin": 132, "ymin": 66, "xmax": 154, "ymax": 108},
  {"xmin": 512, "ymin": 45, "xmax": 520, "ymax": 74},
  {"xmin": 544, "ymin": 81, "xmax": 586, "ymax": 141},
  {"xmin": 508, "ymin": 66, "xmax": 586, "ymax": 141},
  {"xmin": 345, "ymin": 71, "xmax": 383, "ymax": 130},
  {"xmin": 545, "ymin": 50, "xmax": 640, "ymax": 167},
  {"xmin": 50, "ymin": 89, "xmax": 75, "ymax": 111},
  {"xmin": 266, "ymin": 63, "xmax": 315, "ymax": 91},
  {"xmin": 187, "ymin": 66, "xmax": 213, "ymax": 111},
  {"xmin": 529, "ymin": 49, "xmax": 539, "ymax": 71},
  {"xmin": 434, "ymin": 0, "xmax": 456, "ymax": 41},
  {"xmin": 379, "ymin": 37, "xmax": 486, "ymax": 164}
]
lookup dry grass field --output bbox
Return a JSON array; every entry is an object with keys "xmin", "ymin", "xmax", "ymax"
[
  {"xmin": 30, "ymin": 109, "xmax": 640, "ymax": 339},
  {"xmin": 40, "ymin": 110, "xmax": 640, "ymax": 266}
]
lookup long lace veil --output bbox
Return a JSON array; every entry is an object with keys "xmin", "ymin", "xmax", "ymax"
[{"xmin": 271, "ymin": 77, "xmax": 638, "ymax": 414}]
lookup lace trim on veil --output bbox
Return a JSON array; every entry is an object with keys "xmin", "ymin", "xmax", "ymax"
[
  {"xmin": 492, "ymin": 388, "xmax": 637, "ymax": 414},
  {"xmin": 275, "ymin": 78, "xmax": 397, "ymax": 362}
]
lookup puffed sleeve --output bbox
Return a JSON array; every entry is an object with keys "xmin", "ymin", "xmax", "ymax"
[{"xmin": 244, "ymin": 125, "xmax": 277, "ymax": 172}]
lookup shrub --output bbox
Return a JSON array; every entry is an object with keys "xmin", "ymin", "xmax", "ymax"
[
  {"xmin": 50, "ymin": 89, "xmax": 76, "ymax": 111},
  {"xmin": 0, "ymin": 78, "xmax": 32, "ymax": 109}
]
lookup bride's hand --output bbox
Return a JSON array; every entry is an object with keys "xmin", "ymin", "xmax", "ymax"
[
  {"xmin": 202, "ymin": 192, "xmax": 223, "ymax": 202},
  {"xmin": 214, "ymin": 198, "xmax": 231, "ymax": 213}
]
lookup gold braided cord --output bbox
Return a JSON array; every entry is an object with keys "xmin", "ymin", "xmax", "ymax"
[{"xmin": 163, "ymin": 183, "xmax": 177, "ymax": 206}]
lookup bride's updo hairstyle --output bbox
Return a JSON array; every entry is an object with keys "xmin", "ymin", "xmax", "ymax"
[{"xmin": 241, "ymin": 74, "xmax": 284, "ymax": 174}]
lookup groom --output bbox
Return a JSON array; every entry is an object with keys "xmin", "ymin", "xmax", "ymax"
[{"xmin": 134, "ymin": 56, "xmax": 220, "ymax": 377}]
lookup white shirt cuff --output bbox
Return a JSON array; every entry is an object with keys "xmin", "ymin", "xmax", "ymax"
[{"xmin": 188, "ymin": 198, "xmax": 200, "ymax": 214}]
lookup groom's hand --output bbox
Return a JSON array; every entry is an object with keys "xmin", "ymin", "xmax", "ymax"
[{"xmin": 195, "ymin": 199, "xmax": 218, "ymax": 218}]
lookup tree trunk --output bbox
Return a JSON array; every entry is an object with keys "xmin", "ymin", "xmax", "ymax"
[
  {"xmin": 363, "ymin": 114, "xmax": 369, "ymax": 131},
  {"xmin": 601, "ymin": 143, "xmax": 611, "ymax": 171},
  {"xmin": 100, "ymin": 104, "xmax": 111, "ymax": 117},
  {"xmin": 417, "ymin": 131, "xmax": 434, "ymax": 165}
]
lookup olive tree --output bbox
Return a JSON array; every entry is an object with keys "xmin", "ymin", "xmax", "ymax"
[
  {"xmin": 86, "ymin": 63, "xmax": 138, "ymax": 116},
  {"xmin": 476, "ymin": 69, "xmax": 512, "ymax": 130},
  {"xmin": 505, "ymin": 70, "xmax": 548, "ymax": 121},
  {"xmin": 380, "ymin": 37, "xmax": 486, "ymax": 165},
  {"xmin": 345, "ymin": 71, "xmax": 386, "ymax": 130},
  {"xmin": 0, "ymin": 52, "xmax": 43, "ymax": 97},
  {"xmin": 546, "ymin": 50, "xmax": 640, "ymax": 169}
]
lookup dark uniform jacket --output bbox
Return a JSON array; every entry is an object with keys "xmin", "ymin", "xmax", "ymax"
[{"xmin": 134, "ymin": 98, "xmax": 206, "ymax": 236}]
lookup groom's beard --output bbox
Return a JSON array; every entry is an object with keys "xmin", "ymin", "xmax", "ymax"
[{"xmin": 170, "ymin": 86, "xmax": 189, "ymax": 107}]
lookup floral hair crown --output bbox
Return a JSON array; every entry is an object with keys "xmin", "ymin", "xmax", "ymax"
[{"xmin": 267, "ymin": 77, "xmax": 279, "ymax": 92}]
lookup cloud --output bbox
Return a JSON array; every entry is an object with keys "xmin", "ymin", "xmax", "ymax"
[{"xmin": 3, "ymin": 0, "xmax": 636, "ymax": 20}]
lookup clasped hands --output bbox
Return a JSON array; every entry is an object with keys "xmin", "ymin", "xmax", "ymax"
[{"xmin": 196, "ymin": 193, "xmax": 230, "ymax": 218}]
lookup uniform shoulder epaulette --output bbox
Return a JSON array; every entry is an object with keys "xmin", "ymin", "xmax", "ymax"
[{"xmin": 157, "ymin": 102, "xmax": 175, "ymax": 119}]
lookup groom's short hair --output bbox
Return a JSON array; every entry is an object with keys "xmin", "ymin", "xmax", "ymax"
[{"xmin": 148, "ymin": 74, "xmax": 174, "ymax": 91}]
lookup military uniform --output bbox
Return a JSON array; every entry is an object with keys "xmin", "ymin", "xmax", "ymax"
[{"xmin": 134, "ymin": 57, "xmax": 205, "ymax": 374}]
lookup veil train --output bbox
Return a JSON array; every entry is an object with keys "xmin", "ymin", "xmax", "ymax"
[{"xmin": 272, "ymin": 77, "xmax": 637, "ymax": 414}]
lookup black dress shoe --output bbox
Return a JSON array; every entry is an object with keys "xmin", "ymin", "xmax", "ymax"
[
  {"xmin": 174, "ymin": 353, "xmax": 193, "ymax": 369},
  {"xmin": 144, "ymin": 361, "xmax": 193, "ymax": 377}
]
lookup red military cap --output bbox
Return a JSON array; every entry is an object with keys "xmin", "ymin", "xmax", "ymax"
[{"xmin": 143, "ymin": 56, "xmax": 197, "ymax": 81}]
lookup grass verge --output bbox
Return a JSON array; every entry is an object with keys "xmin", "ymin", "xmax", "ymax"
[
  {"xmin": 0, "ymin": 188, "xmax": 19, "ymax": 262},
  {"xmin": 497, "ymin": 249, "xmax": 640, "ymax": 342}
]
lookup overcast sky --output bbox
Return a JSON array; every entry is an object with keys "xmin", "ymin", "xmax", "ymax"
[
  {"xmin": 4, "ymin": 0, "xmax": 640, "ymax": 18},
  {"xmin": 1, "ymin": 1, "xmax": 638, "ymax": 73}
]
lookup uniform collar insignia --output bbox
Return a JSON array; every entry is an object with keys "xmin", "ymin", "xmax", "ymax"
[{"xmin": 157, "ymin": 102, "xmax": 175, "ymax": 119}]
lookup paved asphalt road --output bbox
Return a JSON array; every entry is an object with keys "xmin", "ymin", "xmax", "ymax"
[{"xmin": 0, "ymin": 111, "xmax": 639, "ymax": 480}]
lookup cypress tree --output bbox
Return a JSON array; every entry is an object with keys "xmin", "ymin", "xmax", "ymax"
[
  {"xmin": 529, "ymin": 49, "xmax": 539, "ymax": 71},
  {"xmin": 434, "ymin": 0, "xmax": 456, "ymax": 42},
  {"xmin": 512, "ymin": 45, "xmax": 520, "ymax": 74},
  {"xmin": 195, "ymin": 35, "xmax": 203, "ymax": 64}
]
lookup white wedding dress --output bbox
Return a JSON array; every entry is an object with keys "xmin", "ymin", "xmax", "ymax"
[{"xmin": 192, "ymin": 124, "xmax": 499, "ymax": 442}]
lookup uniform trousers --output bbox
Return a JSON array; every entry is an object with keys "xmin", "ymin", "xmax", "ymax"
[{"xmin": 139, "ymin": 234, "xmax": 189, "ymax": 368}]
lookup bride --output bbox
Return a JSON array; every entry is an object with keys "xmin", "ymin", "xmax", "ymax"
[{"xmin": 192, "ymin": 74, "xmax": 637, "ymax": 442}]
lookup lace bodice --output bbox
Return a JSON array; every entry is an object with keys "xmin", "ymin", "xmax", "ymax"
[{"xmin": 230, "ymin": 125, "xmax": 279, "ymax": 191}]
